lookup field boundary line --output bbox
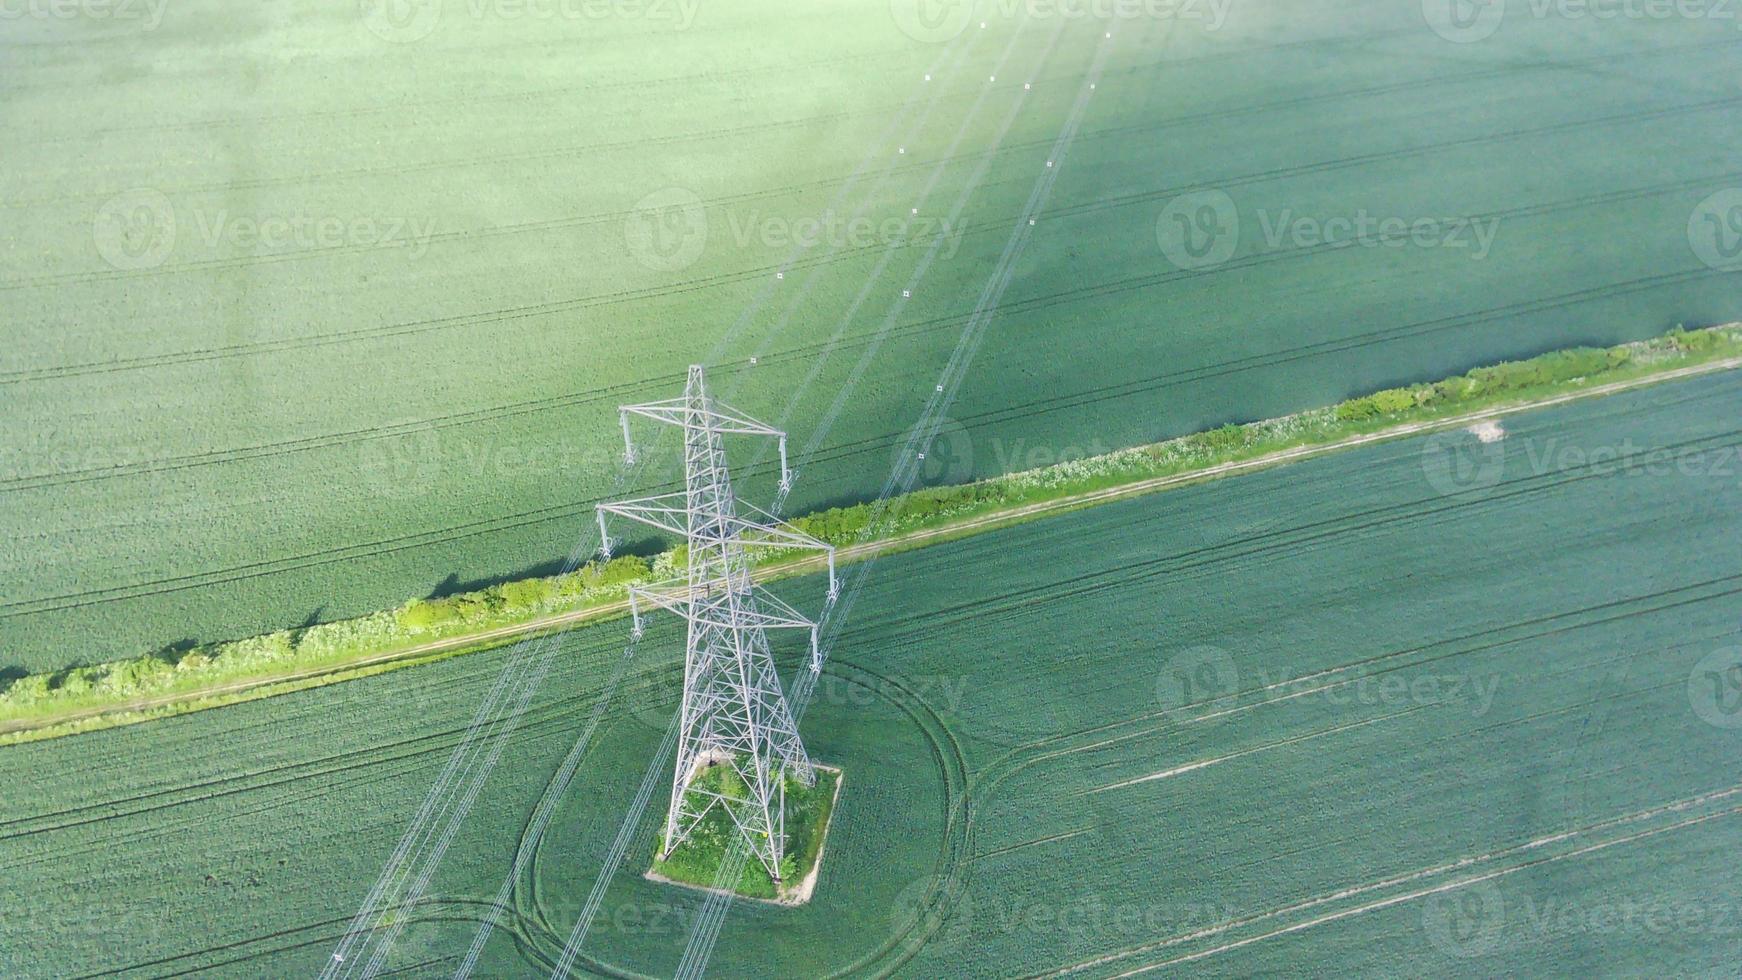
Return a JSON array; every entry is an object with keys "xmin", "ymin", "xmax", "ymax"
[{"xmin": 9, "ymin": 350, "xmax": 1740, "ymax": 742}]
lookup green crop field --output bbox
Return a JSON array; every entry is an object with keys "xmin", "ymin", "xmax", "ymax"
[
  {"xmin": 4, "ymin": 369, "xmax": 1738, "ymax": 976},
  {"xmin": 5, "ymin": 0, "xmax": 1742, "ymax": 680}
]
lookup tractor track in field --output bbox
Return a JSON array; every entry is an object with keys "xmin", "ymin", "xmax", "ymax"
[
  {"xmin": 15, "ymin": 392, "xmax": 1742, "ymax": 973},
  {"xmin": 10, "ymin": 34, "xmax": 1732, "ymax": 297},
  {"xmin": 5, "ymin": 20, "xmax": 1441, "ymax": 149},
  {"xmin": 851, "ymin": 406, "xmax": 1742, "ymax": 665},
  {"xmin": 7, "ymin": 350, "xmax": 1741, "ymax": 742},
  {"xmin": 5, "ymin": 48, "xmax": 913, "ymax": 148},
  {"xmin": 970, "ymin": 544, "xmax": 1742, "ymax": 788},
  {"xmin": 505, "ymin": 656, "xmax": 972, "ymax": 978},
  {"xmin": 920, "ymin": 554, "xmax": 1742, "ymax": 973},
  {"xmin": 942, "ymin": 545, "xmax": 1742, "ymax": 910},
  {"xmin": 7, "ymin": 37, "xmax": 1737, "ymax": 385},
  {"xmin": 1048, "ymin": 789, "xmax": 1742, "ymax": 977},
  {"xmin": 6, "ymin": 362, "xmax": 1735, "ymax": 912},
  {"xmin": 885, "ymin": 609, "xmax": 1740, "ymax": 974},
  {"xmin": 943, "ymin": 607, "xmax": 1742, "ymax": 977},
  {"xmin": 64, "ymin": 896, "xmax": 519, "ymax": 980},
  {"xmin": 0, "ymin": 22, "xmax": 1444, "ymax": 216},
  {"xmin": 4, "ymin": 299, "xmax": 1738, "ymax": 630},
  {"xmin": 5, "ymin": 195, "xmax": 1737, "ymax": 509},
  {"xmin": 813, "ymin": 661, "xmax": 972, "ymax": 979},
  {"xmin": 0, "ymin": 633, "xmax": 630, "ymax": 842}
]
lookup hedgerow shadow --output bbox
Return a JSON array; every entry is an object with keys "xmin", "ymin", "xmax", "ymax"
[{"xmin": 423, "ymin": 542, "xmax": 667, "ymax": 601}]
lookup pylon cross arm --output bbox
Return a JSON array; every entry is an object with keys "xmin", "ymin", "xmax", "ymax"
[
  {"xmin": 621, "ymin": 400, "xmax": 785, "ymax": 438},
  {"xmin": 734, "ymin": 501, "xmax": 833, "ymax": 554},
  {"xmin": 600, "ymin": 496, "xmax": 824, "ymax": 550},
  {"xmin": 597, "ymin": 493, "xmax": 692, "ymax": 538},
  {"xmin": 628, "ymin": 583, "xmax": 816, "ymax": 632}
]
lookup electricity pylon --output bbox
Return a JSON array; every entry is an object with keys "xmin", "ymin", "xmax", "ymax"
[{"xmin": 596, "ymin": 365, "xmax": 838, "ymax": 880}]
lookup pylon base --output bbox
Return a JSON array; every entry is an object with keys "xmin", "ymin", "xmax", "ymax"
[{"xmin": 646, "ymin": 764, "xmax": 843, "ymax": 906}]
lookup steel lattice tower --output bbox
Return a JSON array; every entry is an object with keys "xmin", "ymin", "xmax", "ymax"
[{"xmin": 596, "ymin": 366, "xmax": 838, "ymax": 880}]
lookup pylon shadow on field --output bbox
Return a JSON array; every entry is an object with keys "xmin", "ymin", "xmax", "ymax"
[
  {"xmin": 43, "ymin": 660, "xmax": 89, "ymax": 692},
  {"xmin": 419, "ymin": 545, "xmax": 668, "ymax": 603},
  {"xmin": 148, "ymin": 637, "xmax": 200, "ymax": 665},
  {"xmin": 287, "ymin": 607, "xmax": 326, "ymax": 645},
  {"xmin": 591, "ymin": 534, "xmax": 668, "ymax": 562}
]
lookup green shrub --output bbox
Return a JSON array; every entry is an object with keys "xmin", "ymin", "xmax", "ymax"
[
  {"xmin": 398, "ymin": 599, "xmax": 459, "ymax": 631},
  {"xmin": 498, "ymin": 577, "xmax": 554, "ymax": 610},
  {"xmin": 101, "ymin": 656, "xmax": 174, "ymax": 695},
  {"xmin": 1197, "ymin": 424, "xmax": 1246, "ymax": 451},
  {"xmin": 1335, "ymin": 396, "xmax": 1380, "ymax": 421},
  {"xmin": 7, "ymin": 674, "xmax": 51, "ymax": 704},
  {"xmin": 1669, "ymin": 326, "xmax": 1719, "ymax": 353},
  {"xmin": 1369, "ymin": 388, "xmax": 1415, "ymax": 414},
  {"xmin": 1434, "ymin": 377, "xmax": 1472, "ymax": 403},
  {"xmin": 598, "ymin": 555, "xmax": 649, "ymax": 584}
]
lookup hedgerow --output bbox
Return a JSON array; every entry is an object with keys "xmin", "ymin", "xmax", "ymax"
[{"xmin": 5, "ymin": 323, "xmax": 1739, "ymax": 740}]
